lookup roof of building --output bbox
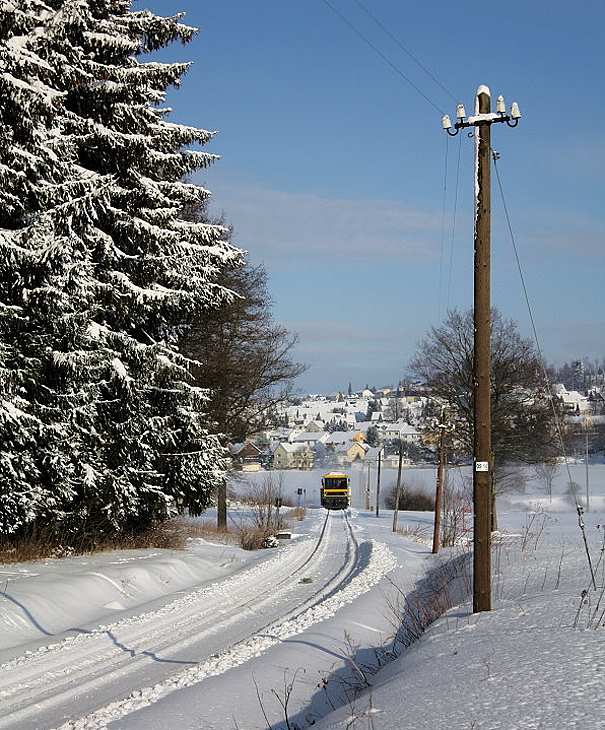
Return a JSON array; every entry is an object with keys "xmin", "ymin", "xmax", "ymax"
[
  {"xmin": 325, "ymin": 431, "xmax": 359, "ymax": 444},
  {"xmin": 384, "ymin": 421, "xmax": 420, "ymax": 435},
  {"xmin": 348, "ymin": 441, "xmax": 369, "ymax": 452},
  {"xmin": 290, "ymin": 431, "xmax": 326, "ymax": 442},
  {"xmin": 278, "ymin": 442, "xmax": 311, "ymax": 453}
]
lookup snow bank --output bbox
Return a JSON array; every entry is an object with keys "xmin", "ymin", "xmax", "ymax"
[
  {"xmin": 317, "ymin": 509, "xmax": 605, "ymax": 729},
  {"xmin": 0, "ymin": 540, "xmax": 259, "ymax": 654}
]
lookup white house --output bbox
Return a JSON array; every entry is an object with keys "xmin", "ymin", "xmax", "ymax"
[
  {"xmin": 382, "ymin": 421, "xmax": 422, "ymax": 443},
  {"xmin": 272, "ymin": 442, "xmax": 313, "ymax": 470},
  {"xmin": 554, "ymin": 385, "xmax": 590, "ymax": 414}
]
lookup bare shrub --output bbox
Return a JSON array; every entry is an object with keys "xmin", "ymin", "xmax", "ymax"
[
  {"xmin": 566, "ymin": 480, "xmax": 582, "ymax": 507},
  {"xmin": 184, "ymin": 518, "xmax": 280, "ymax": 551},
  {"xmin": 386, "ymin": 550, "xmax": 472, "ymax": 654},
  {"xmin": 180, "ymin": 519, "xmax": 240, "ymax": 546},
  {"xmin": 386, "ymin": 486, "xmax": 434, "ymax": 511},
  {"xmin": 442, "ymin": 478, "xmax": 473, "ymax": 547},
  {"xmin": 0, "ymin": 520, "xmax": 189, "ymax": 564},
  {"xmin": 248, "ymin": 473, "xmax": 288, "ymax": 532},
  {"xmin": 240, "ymin": 527, "xmax": 277, "ymax": 551},
  {"xmin": 520, "ymin": 509, "xmax": 550, "ymax": 552},
  {"xmin": 115, "ymin": 521, "xmax": 188, "ymax": 550},
  {"xmin": 533, "ymin": 461, "xmax": 559, "ymax": 502},
  {"xmin": 0, "ymin": 533, "xmax": 70, "ymax": 564},
  {"xmin": 397, "ymin": 523, "xmax": 431, "ymax": 544}
]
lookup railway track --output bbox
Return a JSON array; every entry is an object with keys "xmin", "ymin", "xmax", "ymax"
[{"xmin": 0, "ymin": 509, "xmax": 366, "ymax": 730}]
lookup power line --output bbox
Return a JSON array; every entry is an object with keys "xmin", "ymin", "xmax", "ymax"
[
  {"xmin": 446, "ymin": 132, "xmax": 463, "ymax": 310},
  {"xmin": 352, "ymin": 0, "xmax": 457, "ymax": 103},
  {"xmin": 492, "ymin": 152, "xmax": 597, "ymax": 590},
  {"xmin": 437, "ymin": 134, "xmax": 449, "ymax": 320},
  {"xmin": 320, "ymin": 0, "xmax": 446, "ymax": 115},
  {"xmin": 492, "ymin": 154, "xmax": 569, "ymax": 473}
]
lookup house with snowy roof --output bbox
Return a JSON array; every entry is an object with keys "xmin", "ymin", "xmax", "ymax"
[
  {"xmin": 272, "ymin": 442, "xmax": 313, "ymax": 470},
  {"xmin": 554, "ymin": 385, "xmax": 590, "ymax": 414},
  {"xmin": 382, "ymin": 421, "xmax": 422, "ymax": 443},
  {"xmin": 305, "ymin": 420, "xmax": 326, "ymax": 432},
  {"xmin": 229, "ymin": 441, "xmax": 264, "ymax": 469},
  {"xmin": 325, "ymin": 431, "xmax": 365, "ymax": 448},
  {"xmin": 289, "ymin": 431, "xmax": 330, "ymax": 446}
]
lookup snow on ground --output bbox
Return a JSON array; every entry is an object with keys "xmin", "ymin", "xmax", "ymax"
[
  {"xmin": 2, "ymin": 463, "xmax": 604, "ymax": 729},
  {"xmin": 317, "ymin": 507, "xmax": 605, "ymax": 729},
  {"xmin": 101, "ymin": 510, "xmax": 431, "ymax": 730},
  {"xmin": 0, "ymin": 536, "xmax": 269, "ymax": 657}
]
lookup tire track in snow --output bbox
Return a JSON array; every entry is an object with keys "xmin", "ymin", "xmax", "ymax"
[
  {"xmin": 58, "ymin": 530, "xmax": 396, "ymax": 729},
  {"xmin": 0, "ymin": 513, "xmax": 334, "ymax": 728}
]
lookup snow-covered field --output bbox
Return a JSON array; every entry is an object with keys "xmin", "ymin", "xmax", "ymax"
[{"xmin": 230, "ymin": 462, "xmax": 605, "ymax": 513}]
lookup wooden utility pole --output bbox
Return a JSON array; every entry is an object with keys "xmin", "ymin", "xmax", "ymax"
[
  {"xmin": 442, "ymin": 85, "xmax": 521, "ymax": 613},
  {"xmin": 585, "ymin": 427, "xmax": 589, "ymax": 512},
  {"xmin": 473, "ymin": 86, "xmax": 493, "ymax": 612},
  {"xmin": 432, "ymin": 420, "xmax": 448, "ymax": 554},
  {"xmin": 392, "ymin": 439, "xmax": 404, "ymax": 532},
  {"xmin": 217, "ymin": 483, "xmax": 227, "ymax": 530},
  {"xmin": 375, "ymin": 449, "xmax": 382, "ymax": 517},
  {"xmin": 365, "ymin": 459, "xmax": 371, "ymax": 511},
  {"xmin": 584, "ymin": 415, "xmax": 593, "ymax": 512}
]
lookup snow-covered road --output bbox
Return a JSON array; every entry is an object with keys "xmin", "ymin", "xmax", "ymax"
[{"xmin": 0, "ymin": 510, "xmax": 400, "ymax": 730}]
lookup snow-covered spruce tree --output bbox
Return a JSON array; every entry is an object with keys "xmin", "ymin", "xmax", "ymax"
[{"xmin": 0, "ymin": 1, "xmax": 241, "ymax": 539}]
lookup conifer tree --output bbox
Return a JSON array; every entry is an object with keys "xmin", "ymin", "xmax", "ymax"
[{"xmin": 0, "ymin": 1, "xmax": 240, "ymax": 537}]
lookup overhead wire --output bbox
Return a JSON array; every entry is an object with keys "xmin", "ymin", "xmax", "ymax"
[
  {"xmin": 352, "ymin": 0, "xmax": 458, "ymax": 103},
  {"xmin": 320, "ymin": 0, "xmax": 462, "ymax": 320},
  {"xmin": 437, "ymin": 133, "xmax": 449, "ymax": 320},
  {"xmin": 492, "ymin": 152, "xmax": 597, "ymax": 590},
  {"xmin": 446, "ymin": 132, "xmax": 463, "ymax": 310},
  {"xmin": 320, "ymin": 0, "xmax": 446, "ymax": 115},
  {"xmin": 321, "ymin": 1, "xmax": 594, "ymax": 591}
]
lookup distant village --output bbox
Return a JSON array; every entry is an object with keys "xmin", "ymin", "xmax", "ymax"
[{"xmin": 230, "ymin": 367, "xmax": 605, "ymax": 472}]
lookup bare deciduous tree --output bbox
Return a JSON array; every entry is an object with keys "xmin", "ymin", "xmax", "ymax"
[
  {"xmin": 179, "ymin": 205, "xmax": 305, "ymax": 528},
  {"xmin": 182, "ymin": 262, "xmax": 305, "ymax": 440},
  {"xmin": 533, "ymin": 461, "xmax": 559, "ymax": 503},
  {"xmin": 410, "ymin": 309, "xmax": 559, "ymax": 527}
]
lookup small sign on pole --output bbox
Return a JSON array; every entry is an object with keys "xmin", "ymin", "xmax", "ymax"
[{"xmin": 475, "ymin": 461, "xmax": 489, "ymax": 472}]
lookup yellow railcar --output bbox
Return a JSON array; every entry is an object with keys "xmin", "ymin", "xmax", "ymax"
[{"xmin": 320, "ymin": 471, "xmax": 350, "ymax": 510}]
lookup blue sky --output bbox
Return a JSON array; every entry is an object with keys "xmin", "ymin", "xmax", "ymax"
[{"xmin": 146, "ymin": 0, "xmax": 604, "ymax": 392}]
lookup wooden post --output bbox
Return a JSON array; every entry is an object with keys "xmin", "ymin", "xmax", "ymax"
[
  {"xmin": 392, "ymin": 439, "xmax": 404, "ymax": 532},
  {"xmin": 432, "ymin": 425, "xmax": 447, "ymax": 553},
  {"xmin": 473, "ymin": 85, "xmax": 492, "ymax": 613},
  {"xmin": 217, "ymin": 482, "xmax": 227, "ymax": 530},
  {"xmin": 365, "ymin": 459, "xmax": 371, "ymax": 511},
  {"xmin": 585, "ymin": 420, "xmax": 591, "ymax": 512},
  {"xmin": 443, "ymin": 84, "xmax": 520, "ymax": 607},
  {"xmin": 375, "ymin": 449, "xmax": 382, "ymax": 517}
]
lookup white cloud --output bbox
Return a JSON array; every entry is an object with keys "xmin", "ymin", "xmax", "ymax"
[{"xmin": 204, "ymin": 176, "xmax": 442, "ymax": 263}]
